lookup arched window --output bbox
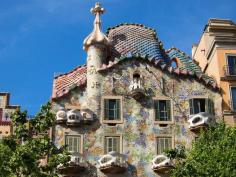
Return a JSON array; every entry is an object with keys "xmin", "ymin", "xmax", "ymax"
[
  {"xmin": 171, "ymin": 58, "xmax": 178, "ymax": 69},
  {"xmin": 133, "ymin": 73, "xmax": 140, "ymax": 80}
]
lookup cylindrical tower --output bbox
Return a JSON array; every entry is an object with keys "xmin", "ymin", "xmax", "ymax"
[{"xmin": 83, "ymin": 2, "xmax": 110, "ymax": 118}]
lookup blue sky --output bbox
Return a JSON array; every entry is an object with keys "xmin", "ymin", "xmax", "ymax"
[{"xmin": 0, "ymin": 0, "xmax": 236, "ymax": 115}]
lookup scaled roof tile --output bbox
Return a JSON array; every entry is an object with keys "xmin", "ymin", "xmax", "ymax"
[{"xmin": 52, "ymin": 65, "xmax": 87, "ymax": 99}]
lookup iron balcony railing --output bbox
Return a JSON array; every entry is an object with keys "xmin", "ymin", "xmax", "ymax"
[
  {"xmin": 224, "ymin": 65, "xmax": 236, "ymax": 76},
  {"xmin": 229, "ymin": 101, "xmax": 236, "ymax": 112}
]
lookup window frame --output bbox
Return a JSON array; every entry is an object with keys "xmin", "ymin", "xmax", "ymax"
[
  {"xmin": 189, "ymin": 96, "xmax": 214, "ymax": 115},
  {"xmin": 64, "ymin": 134, "xmax": 83, "ymax": 154},
  {"xmin": 229, "ymin": 85, "xmax": 236, "ymax": 111},
  {"xmin": 101, "ymin": 96, "xmax": 123, "ymax": 124},
  {"xmin": 103, "ymin": 134, "xmax": 123, "ymax": 154},
  {"xmin": 153, "ymin": 97, "xmax": 174, "ymax": 124},
  {"xmin": 226, "ymin": 54, "xmax": 236, "ymax": 76},
  {"xmin": 155, "ymin": 135, "xmax": 174, "ymax": 155},
  {"xmin": 0, "ymin": 96, "xmax": 4, "ymax": 108}
]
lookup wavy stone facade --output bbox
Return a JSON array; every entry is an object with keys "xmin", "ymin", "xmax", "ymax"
[{"xmin": 51, "ymin": 3, "xmax": 222, "ymax": 177}]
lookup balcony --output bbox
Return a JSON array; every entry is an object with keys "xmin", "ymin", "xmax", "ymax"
[
  {"xmin": 67, "ymin": 109, "xmax": 81, "ymax": 126},
  {"xmin": 228, "ymin": 101, "xmax": 236, "ymax": 113},
  {"xmin": 58, "ymin": 152, "xmax": 88, "ymax": 175},
  {"xmin": 152, "ymin": 155, "xmax": 174, "ymax": 174},
  {"xmin": 56, "ymin": 108, "xmax": 94, "ymax": 126},
  {"xmin": 188, "ymin": 112, "xmax": 215, "ymax": 133},
  {"xmin": 129, "ymin": 74, "xmax": 146, "ymax": 99},
  {"xmin": 98, "ymin": 151, "xmax": 128, "ymax": 174},
  {"xmin": 221, "ymin": 65, "xmax": 236, "ymax": 81},
  {"xmin": 56, "ymin": 108, "xmax": 67, "ymax": 124}
]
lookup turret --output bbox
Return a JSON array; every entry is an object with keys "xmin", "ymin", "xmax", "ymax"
[{"xmin": 83, "ymin": 2, "xmax": 110, "ymax": 118}]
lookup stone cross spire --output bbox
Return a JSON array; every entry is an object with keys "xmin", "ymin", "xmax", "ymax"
[{"xmin": 83, "ymin": 2, "xmax": 110, "ymax": 51}]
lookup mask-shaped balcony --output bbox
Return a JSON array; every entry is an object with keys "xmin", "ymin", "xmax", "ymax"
[
  {"xmin": 188, "ymin": 112, "xmax": 215, "ymax": 133},
  {"xmin": 80, "ymin": 108, "xmax": 94, "ymax": 123},
  {"xmin": 98, "ymin": 151, "xmax": 128, "ymax": 174},
  {"xmin": 129, "ymin": 73, "xmax": 146, "ymax": 99},
  {"xmin": 56, "ymin": 108, "xmax": 67, "ymax": 124},
  {"xmin": 67, "ymin": 109, "xmax": 81, "ymax": 126},
  {"xmin": 56, "ymin": 108, "xmax": 94, "ymax": 126},
  {"xmin": 152, "ymin": 154, "xmax": 174, "ymax": 174},
  {"xmin": 58, "ymin": 152, "xmax": 88, "ymax": 175}
]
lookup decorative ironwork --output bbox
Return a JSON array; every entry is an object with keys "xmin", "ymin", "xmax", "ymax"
[
  {"xmin": 129, "ymin": 73, "xmax": 146, "ymax": 99},
  {"xmin": 152, "ymin": 154, "xmax": 174, "ymax": 174},
  {"xmin": 224, "ymin": 65, "xmax": 236, "ymax": 76},
  {"xmin": 56, "ymin": 108, "xmax": 94, "ymax": 126},
  {"xmin": 98, "ymin": 151, "xmax": 128, "ymax": 174},
  {"xmin": 188, "ymin": 112, "xmax": 215, "ymax": 133},
  {"xmin": 58, "ymin": 152, "xmax": 88, "ymax": 175}
]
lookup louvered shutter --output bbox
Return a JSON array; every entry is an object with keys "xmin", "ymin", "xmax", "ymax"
[
  {"xmin": 116, "ymin": 99, "xmax": 120, "ymax": 120},
  {"xmin": 155, "ymin": 101, "xmax": 160, "ymax": 121},
  {"xmin": 104, "ymin": 99, "xmax": 109, "ymax": 120},
  {"xmin": 207, "ymin": 98, "xmax": 215, "ymax": 115},
  {"xmin": 166, "ymin": 100, "xmax": 171, "ymax": 121},
  {"xmin": 189, "ymin": 99, "xmax": 193, "ymax": 115}
]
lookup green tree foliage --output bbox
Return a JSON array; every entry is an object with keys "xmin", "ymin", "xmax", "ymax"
[
  {"xmin": 0, "ymin": 102, "xmax": 70, "ymax": 177},
  {"xmin": 171, "ymin": 123, "xmax": 236, "ymax": 177}
]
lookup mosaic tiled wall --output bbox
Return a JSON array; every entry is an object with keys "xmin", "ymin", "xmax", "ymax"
[{"xmin": 53, "ymin": 59, "xmax": 222, "ymax": 177}]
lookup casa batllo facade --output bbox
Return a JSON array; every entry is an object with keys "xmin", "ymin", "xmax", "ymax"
[{"xmin": 51, "ymin": 3, "xmax": 222, "ymax": 177}]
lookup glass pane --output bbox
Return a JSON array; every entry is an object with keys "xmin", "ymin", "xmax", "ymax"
[
  {"xmin": 228, "ymin": 56, "xmax": 236, "ymax": 75},
  {"xmin": 159, "ymin": 100, "xmax": 168, "ymax": 121},
  {"xmin": 109, "ymin": 138, "xmax": 113, "ymax": 152},
  {"xmin": 109, "ymin": 110, "xmax": 115, "ymax": 120},
  {"xmin": 157, "ymin": 138, "xmax": 160, "ymax": 154},
  {"xmin": 105, "ymin": 137, "xmax": 120, "ymax": 153},
  {"xmin": 113, "ymin": 138, "xmax": 117, "ymax": 152},
  {"xmin": 68, "ymin": 137, "xmax": 73, "ymax": 152},
  {"xmin": 104, "ymin": 99, "xmax": 121, "ymax": 120},
  {"xmin": 74, "ymin": 137, "xmax": 78, "ymax": 152},
  {"xmin": 157, "ymin": 137, "xmax": 172, "ymax": 154},
  {"xmin": 232, "ymin": 87, "xmax": 236, "ymax": 110},
  {"xmin": 66, "ymin": 136, "xmax": 81, "ymax": 153},
  {"xmin": 193, "ymin": 99, "xmax": 205, "ymax": 114}
]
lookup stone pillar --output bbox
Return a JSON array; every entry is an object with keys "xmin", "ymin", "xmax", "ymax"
[
  {"xmin": 86, "ymin": 44, "xmax": 108, "ymax": 118},
  {"xmin": 83, "ymin": 2, "xmax": 110, "ymax": 120}
]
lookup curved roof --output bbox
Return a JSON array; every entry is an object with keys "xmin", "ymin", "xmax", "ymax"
[
  {"xmin": 52, "ymin": 24, "xmax": 218, "ymax": 100},
  {"xmin": 52, "ymin": 65, "xmax": 87, "ymax": 99},
  {"xmin": 107, "ymin": 24, "xmax": 168, "ymax": 63}
]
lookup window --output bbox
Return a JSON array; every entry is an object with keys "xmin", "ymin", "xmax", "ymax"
[
  {"xmin": 0, "ymin": 96, "xmax": 3, "ymax": 108},
  {"xmin": 189, "ymin": 98, "xmax": 214, "ymax": 115},
  {"xmin": 0, "ymin": 108, "xmax": 2, "ymax": 121},
  {"xmin": 103, "ymin": 97, "xmax": 122, "ymax": 123},
  {"xmin": 156, "ymin": 136, "xmax": 172, "ymax": 154},
  {"xmin": 3, "ymin": 112, "xmax": 10, "ymax": 121},
  {"xmin": 227, "ymin": 55, "xmax": 236, "ymax": 75},
  {"xmin": 171, "ymin": 59, "xmax": 178, "ymax": 69},
  {"xmin": 231, "ymin": 87, "xmax": 236, "ymax": 111},
  {"xmin": 154, "ymin": 100, "xmax": 171, "ymax": 122},
  {"xmin": 104, "ymin": 136, "xmax": 121, "ymax": 153},
  {"xmin": 65, "ymin": 135, "xmax": 82, "ymax": 153}
]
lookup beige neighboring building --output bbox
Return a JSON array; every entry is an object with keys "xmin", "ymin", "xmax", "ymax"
[
  {"xmin": 192, "ymin": 19, "xmax": 236, "ymax": 126},
  {"xmin": 0, "ymin": 92, "xmax": 19, "ymax": 138}
]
